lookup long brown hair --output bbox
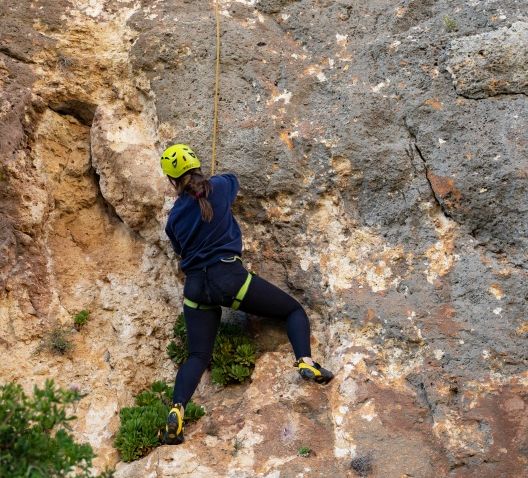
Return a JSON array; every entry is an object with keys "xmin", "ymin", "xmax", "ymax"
[{"xmin": 169, "ymin": 169, "xmax": 213, "ymax": 222}]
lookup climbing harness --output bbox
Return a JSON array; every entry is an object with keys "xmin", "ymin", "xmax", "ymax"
[
  {"xmin": 211, "ymin": 0, "xmax": 221, "ymax": 176},
  {"xmin": 183, "ymin": 256, "xmax": 253, "ymax": 311},
  {"xmin": 183, "ymin": 272, "xmax": 253, "ymax": 311}
]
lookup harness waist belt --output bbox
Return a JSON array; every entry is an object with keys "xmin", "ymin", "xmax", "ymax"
[{"xmin": 184, "ymin": 272, "xmax": 253, "ymax": 311}]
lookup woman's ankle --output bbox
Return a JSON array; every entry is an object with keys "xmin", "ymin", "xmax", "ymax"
[
  {"xmin": 300, "ymin": 356, "xmax": 314, "ymax": 366},
  {"xmin": 172, "ymin": 403, "xmax": 184, "ymax": 413}
]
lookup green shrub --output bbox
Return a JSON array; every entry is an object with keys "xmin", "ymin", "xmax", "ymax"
[
  {"xmin": 114, "ymin": 381, "xmax": 205, "ymax": 462},
  {"xmin": 0, "ymin": 379, "xmax": 112, "ymax": 478},
  {"xmin": 167, "ymin": 314, "xmax": 257, "ymax": 386},
  {"xmin": 38, "ymin": 326, "xmax": 74, "ymax": 355},
  {"xmin": 73, "ymin": 310, "xmax": 90, "ymax": 330},
  {"xmin": 298, "ymin": 446, "xmax": 311, "ymax": 458}
]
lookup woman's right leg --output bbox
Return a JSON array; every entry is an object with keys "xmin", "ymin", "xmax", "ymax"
[
  {"xmin": 172, "ymin": 305, "xmax": 222, "ymax": 407},
  {"xmin": 239, "ymin": 274, "xmax": 312, "ymax": 360}
]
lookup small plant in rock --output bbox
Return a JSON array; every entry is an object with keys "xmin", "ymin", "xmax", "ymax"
[
  {"xmin": 298, "ymin": 446, "xmax": 312, "ymax": 458},
  {"xmin": 114, "ymin": 381, "xmax": 205, "ymax": 462},
  {"xmin": 232, "ymin": 437, "xmax": 244, "ymax": 456},
  {"xmin": 73, "ymin": 309, "xmax": 90, "ymax": 330},
  {"xmin": 184, "ymin": 400, "xmax": 206, "ymax": 422},
  {"xmin": 39, "ymin": 326, "xmax": 74, "ymax": 355},
  {"xmin": 57, "ymin": 54, "xmax": 74, "ymax": 69},
  {"xmin": 443, "ymin": 15, "xmax": 458, "ymax": 32},
  {"xmin": 167, "ymin": 314, "xmax": 257, "ymax": 386},
  {"xmin": 350, "ymin": 453, "xmax": 373, "ymax": 477},
  {"xmin": 0, "ymin": 379, "xmax": 113, "ymax": 478}
]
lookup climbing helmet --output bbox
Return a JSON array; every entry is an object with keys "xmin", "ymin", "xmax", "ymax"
[{"xmin": 160, "ymin": 144, "xmax": 201, "ymax": 178}]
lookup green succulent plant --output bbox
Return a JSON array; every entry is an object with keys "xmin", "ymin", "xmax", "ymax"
[
  {"xmin": 114, "ymin": 381, "xmax": 204, "ymax": 462},
  {"xmin": 167, "ymin": 314, "xmax": 257, "ymax": 387},
  {"xmin": 184, "ymin": 400, "xmax": 206, "ymax": 422}
]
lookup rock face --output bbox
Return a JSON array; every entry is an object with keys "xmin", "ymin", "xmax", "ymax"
[
  {"xmin": 1, "ymin": 1, "xmax": 527, "ymax": 477},
  {"xmin": 446, "ymin": 21, "xmax": 528, "ymax": 99}
]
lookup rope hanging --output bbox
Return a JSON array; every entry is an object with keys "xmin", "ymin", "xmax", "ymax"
[{"xmin": 211, "ymin": 0, "xmax": 221, "ymax": 176}]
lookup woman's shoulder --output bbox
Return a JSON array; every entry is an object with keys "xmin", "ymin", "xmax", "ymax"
[
  {"xmin": 210, "ymin": 174, "xmax": 239, "ymax": 201},
  {"xmin": 211, "ymin": 173, "xmax": 238, "ymax": 182},
  {"xmin": 168, "ymin": 194, "xmax": 191, "ymax": 216},
  {"xmin": 211, "ymin": 173, "xmax": 239, "ymax": 189}
]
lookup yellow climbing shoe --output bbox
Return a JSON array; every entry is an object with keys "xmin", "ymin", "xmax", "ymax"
[
  {"xmin": 295, "ymin": 358, "xmax": 334, "ymax": 384},
  {"xmin": 162, "ymin": 404, "xmax": 184, "ymax": 445}
]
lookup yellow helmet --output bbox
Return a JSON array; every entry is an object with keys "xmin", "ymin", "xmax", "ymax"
[{"xmin": 160, "ymin": 144, "xmax": 201, "ymax": 178}]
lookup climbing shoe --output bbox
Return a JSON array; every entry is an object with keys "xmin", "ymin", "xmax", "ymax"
[
  {"xmin": 162, "ymin": 404, "xmax": 184, "ymax": 445},
  {"xmin": 295, "ymin": 358, "xmax": 334, "ymax": 384}
]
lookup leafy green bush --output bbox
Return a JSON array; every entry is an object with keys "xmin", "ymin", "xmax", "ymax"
[
  {"xmin": 114, "ymin": 381, "xmax": 205, "ymax": 462},
  {"xmin": 167, "ymin": 314, "xmax": 256, "ymax": 386},
  {"xmin": 73, "ymin": 310, "xmax": 90, "ymax": 330},
  {"xmin": 0, "ymin": 379, "xmax": 112, "ymax": 478}
]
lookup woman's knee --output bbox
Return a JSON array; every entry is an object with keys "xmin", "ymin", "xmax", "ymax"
[
  {"xmin": 188, "ymin": 350, "xmax": 212, "ymax": 367},
  {"xmin": 288, "ymin": 302, "xmax": 308, "ymax": 319}
]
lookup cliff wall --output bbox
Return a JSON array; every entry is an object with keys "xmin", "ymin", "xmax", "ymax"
[{"xmin": 0, "ymin": 1, "xmax": 527, "ymax": 476}]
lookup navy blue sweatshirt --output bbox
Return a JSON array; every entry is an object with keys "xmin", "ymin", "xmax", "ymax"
[{"xmin": 165, "ymin": 174, "xmax": 242, "ymax": 273}]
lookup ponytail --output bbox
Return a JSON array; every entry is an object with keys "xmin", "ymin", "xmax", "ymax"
[{"xmin": 168, "ymin": 169, "xmax": 213, "ymax": 222}]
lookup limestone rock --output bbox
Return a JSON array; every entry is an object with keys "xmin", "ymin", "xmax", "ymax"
[{"xmin": 90, "ymin": 106, "xmax": 165, "ymax": 233}]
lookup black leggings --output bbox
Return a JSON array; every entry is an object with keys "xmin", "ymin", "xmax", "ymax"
[{"xmin": 172, "ymin": 259, "xmax": 311, "ymax": 406}]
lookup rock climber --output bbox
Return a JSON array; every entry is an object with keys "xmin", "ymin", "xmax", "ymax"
[{"xmin": 160, "ymin": 144, "xmax": 333, "ymax": 445}]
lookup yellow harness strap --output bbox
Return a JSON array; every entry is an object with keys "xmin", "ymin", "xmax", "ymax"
[
  {"xmin": 183, "ymin": 298, "xmax": 218, "ymax": 310},
  {"xmin": 231, "ymin": 272, "xmax": 253, "ymax": 310}
]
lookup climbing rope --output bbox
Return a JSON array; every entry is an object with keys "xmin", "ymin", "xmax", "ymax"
[{"xmin": 211, "ymin": 0, "xmax": 221, "ymax": 176}]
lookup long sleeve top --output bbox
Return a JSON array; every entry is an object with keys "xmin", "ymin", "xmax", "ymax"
[{"xmin": 165, "ymin": 174, "xmax": 242, "ymax": 273}]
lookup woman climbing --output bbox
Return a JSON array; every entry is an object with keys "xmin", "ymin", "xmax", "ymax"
[{"xmin": 160, "ymin": 144, "xmax": 333, "ymax": 445}]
